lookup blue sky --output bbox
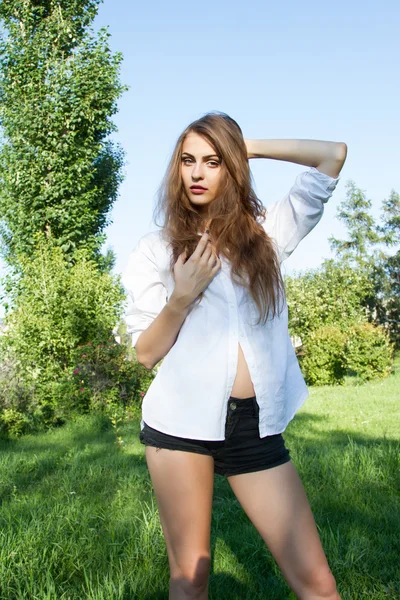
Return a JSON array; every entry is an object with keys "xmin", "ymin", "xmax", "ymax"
[{"xmin": 1, "ymin": 0, "xmax": 399, "ymax": 318}]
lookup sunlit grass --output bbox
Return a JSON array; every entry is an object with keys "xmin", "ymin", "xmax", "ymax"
[{"xmin": 0, "ymin": 357, "xmax": 399, "ymax": 599}]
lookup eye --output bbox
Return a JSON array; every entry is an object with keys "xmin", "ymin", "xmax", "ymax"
[{"xmin": 181, "ymin": 158, "xmax": 220, "ymax": 167}]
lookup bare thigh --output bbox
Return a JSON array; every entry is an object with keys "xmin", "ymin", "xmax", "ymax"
[
  {"xmin": 227, "ymin": 461, "xmax": 339, "ymax": 599},
  {"xmin": 145, "ymin": 446, "xmax": 215, "ymax": 582}
]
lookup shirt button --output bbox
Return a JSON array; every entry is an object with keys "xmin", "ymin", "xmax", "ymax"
[{"xmin": 230, "ymin": 402, "xmax": 237, "ymax": 410}]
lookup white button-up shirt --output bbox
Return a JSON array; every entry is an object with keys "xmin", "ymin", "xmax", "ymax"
[{"xmin": 121, "ymin": 167, "xmax": 340, "ymax": 440}]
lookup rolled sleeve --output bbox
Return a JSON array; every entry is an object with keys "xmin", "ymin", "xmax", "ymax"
[
  {"xmin": 121, "ymin": 236, "xmax": 167, "ymax": 348},
  {"xmin": 261, "ymin": 166, "xmax": 340, "ymax": 263}
]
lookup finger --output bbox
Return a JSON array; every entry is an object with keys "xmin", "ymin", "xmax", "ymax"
[
  {"xmin": 193, "ymin": 231, "xmax": 210, "ymax": 259},
  {"xmin": 211, "ymin": 256, "xmax": 221, "ymax": 272},
  {"xmin": 178, "ymin": 248, "xmax": 187, "ymax": 262}
]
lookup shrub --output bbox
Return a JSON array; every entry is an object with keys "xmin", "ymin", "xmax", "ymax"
[
  {"xmin": 0, "ymin": 233, "xmax": 156, "ymax": 436},
  {"xmin": 286, "ymin": 259, "xmax": 373, "ymax": 343},
  {"xmin": 0, "ymin": 354, "xmax": 44, "ymax": 437},
  {"xmin": 344, "ymin": 322, "xmax": 394, "ymax": 381},
  {"xmin": 66, "ymin": 339, "xmax": 156, "ymax": 417},
  {"xmin": 301, "ymin": 325, "xmax": 347, "ymax": 386}
]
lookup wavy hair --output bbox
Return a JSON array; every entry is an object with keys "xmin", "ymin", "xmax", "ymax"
[{"xmin": 153, "ymin": 111, "xmax": 285, "ymax": 325}]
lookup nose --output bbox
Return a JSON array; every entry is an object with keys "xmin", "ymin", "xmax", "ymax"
[{"xmin": 191, "ymin": 161, "xmax": 205, "ymax": 180}]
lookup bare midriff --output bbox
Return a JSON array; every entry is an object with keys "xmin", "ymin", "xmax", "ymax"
[
  {"xmin": 230, "ymin": 343, "xmax": 256, "ymax": 399},
  {"xmin": 205, "ymin": 237, "xmax": 256, "ymax": 399}
]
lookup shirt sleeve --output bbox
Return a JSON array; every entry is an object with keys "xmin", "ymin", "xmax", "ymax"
[
  {"xmin": 260, "ymin": 166, "xmax": 340, "ymax": 263},
  {"xmin": 121, "ymin": 236, "xmax": 168, "ymax": 349}
]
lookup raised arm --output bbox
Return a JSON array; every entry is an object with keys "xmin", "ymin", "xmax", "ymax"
[
  {"xmin": 244, "ymin": 138, "xmax": 347, "ymax": 179},
  {"xmin": 245, "ymin": 138, "xmax": 348, "ymax": 264}
]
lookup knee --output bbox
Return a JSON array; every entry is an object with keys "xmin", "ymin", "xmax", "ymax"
[
  {"xmin": 301, "ymin": 565, "xmax": 338, "ymax": 599},
  {"xmin": 170, "ymin": 554, "xmax": 211, "ymax": 597}
]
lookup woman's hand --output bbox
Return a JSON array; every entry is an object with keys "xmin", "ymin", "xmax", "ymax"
[{"xmin": 170, "ymin": 232, "xmax": 221, "ymax": 310}]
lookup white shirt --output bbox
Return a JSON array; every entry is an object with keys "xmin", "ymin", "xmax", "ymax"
[{"xmin": 121, "ymin": 167, "xmax": 340, "ymax": 440}]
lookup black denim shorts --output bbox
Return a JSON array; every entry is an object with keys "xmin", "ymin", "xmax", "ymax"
[{"xmin": 139, "ymin": 395, "xmax": 290, "ymax": 477}]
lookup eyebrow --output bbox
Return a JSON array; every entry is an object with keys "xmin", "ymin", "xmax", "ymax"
[{"xmin": 181, "ymin": 152, "xmax": 221, "ymax": 160}]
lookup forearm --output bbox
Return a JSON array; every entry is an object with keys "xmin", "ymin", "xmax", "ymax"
[
  {"xmin": 245, "ymin": 138, "xmax": 347, "ymax": 173},
  {"xmin": 135, "ymin": 294, "xmax": 192, "ymax": 370}
]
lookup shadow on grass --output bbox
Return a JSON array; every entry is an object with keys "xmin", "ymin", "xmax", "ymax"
[
  {"xmin": 140, "ymin": 573, "xmax": 248, "ymax": 600},
  {"xmin": 1, "ymin": 412, "xmax": 399, "ymax": 599},
  {"xmin": 206, "ymin": 411, "xmax": 400, "ymax": 599},
  {"xmin": 0, "ymin": 415, "xmax": 148, "ymax": 507}
]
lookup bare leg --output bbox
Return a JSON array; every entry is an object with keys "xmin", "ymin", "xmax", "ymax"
[
  {"xmin": 228, "ymin": 461, "xmax": 341, "ymax": 600},
  {"xmin": 145, "ymin": 446, "xmax": 215, "ymax": 600}
]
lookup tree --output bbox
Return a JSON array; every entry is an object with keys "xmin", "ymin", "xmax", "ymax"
[
  {"xmin": 378, "ymin": 189, "xmax": 400, "ymax": 246},
  {"xmin": 0, "ymin": 2, "xmax": 132, "ymax": 434},
  {"xmin": 328, "ymin": 181, "xmax": 400, "ymax": 348},
  {"xmin": 0, "ymin": 0, "xmax": 126, "ymax": 277},
  {"xmin": 328, "ymin": 180, "xmax": 380, "ymax": 262}
]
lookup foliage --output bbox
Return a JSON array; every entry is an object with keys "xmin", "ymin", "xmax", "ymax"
[
  {"xmin": 301, "ymin": 325, "xmax": 347, "ymax": 386},
  {"xmin": 0, "ymin": 232, "xmax": 144, "ymax": 435},
  {"xmin": 378, "ymin": 189, "xmax": 400, "ymax": 246},
  {"xmin": 364, "ymin": 250, "xmax": 400, "ymax": 349},
  {"xmin": 67, "ymin": 339, "xmax": 155, "ymax": 417},
  {"xmin": 285, "ymin": 258, "xmax": 373, "ymax": 343},
  {"xmin": 1, "ymin": 232, "xmax": 125, "ymax": 369},
  {"xmin": 0, "ymin": 334, "xmax": 157, "ymax": 438},
  {"xmin": 328, "ymin": 180, "xmax": 381, "ymax": 259},
  {"xmin": 327, "ymin": 181, "xmax": 400, "ymax": 348},
  {"xmin": 370, "ymin": 191, "xmax": 400, "ymax": 348},
  {"xmin": 300, "ymin": 321, "xmax": 393, "ymax": 386},
  {"xmin": 344, "ymin": 322, "xmax": 394, "ymax": 382},
  {"xmin": 0, "ymin": 352, "xmax": 42, "ymax": 436},
  {"xmin": 0, "ymin": 0, "xmax": 127, "ymax": 275}
]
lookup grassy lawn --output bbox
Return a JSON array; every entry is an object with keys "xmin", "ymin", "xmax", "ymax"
[{"xmin": 0, "ymin": 360, "xmax": 399, "ymax": 599}]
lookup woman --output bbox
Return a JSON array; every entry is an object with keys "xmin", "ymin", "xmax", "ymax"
[{"xmin": 122, "ymin": 111, "xmax": 347, "ymax": 600}]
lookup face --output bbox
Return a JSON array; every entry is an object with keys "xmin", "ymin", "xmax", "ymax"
[{"xmin": 181, "ymin": 132, "xmax": 223, "ymax": 217}]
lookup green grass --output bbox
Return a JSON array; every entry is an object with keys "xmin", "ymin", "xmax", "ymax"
[{"xmin": 0, "ymin": 359, "xmax": 399, "ymax": 599}]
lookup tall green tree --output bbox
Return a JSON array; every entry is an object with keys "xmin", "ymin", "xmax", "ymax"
[
  {"xmin": 0, "ymin": 0, "xmax": 126, "ymax": 275},
  {"xmin": 328, "ymin": 179, "xmax": 400, "ymax": 347},
  {"xmin": 372, "ymin": 190, "xmax": 400, "ymax": 347},
  {"xmin": 378, "ymin": 189, "xmax": 400, "ymax": 246},
  {"xmin": 0, "ymin": 2, "xmax": 131, "ymax": 433},
  {"xmin": 328, "ymin": 180, "xmax": 380, "ymax": 262}
]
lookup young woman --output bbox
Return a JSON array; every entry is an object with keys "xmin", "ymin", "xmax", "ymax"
[{"xmin": 122, "ymin": 111, "xmax": 347, "ymax": 600}]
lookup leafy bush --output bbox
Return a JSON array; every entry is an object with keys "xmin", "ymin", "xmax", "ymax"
[
  {"xmin": 301, "ymin": 325, "xmax": 347, "ymax": 386},
  {"xmin": 286, "ymin": 259, "xmax": 373, "ymax": 344},
  {"xmin": 344, "ymin": 322, "xmax": 394, "ymax": 381},
  {"xmin": 300, "ymin": 321, "xmax": 394, "ymax": 386},
  {"xmin": 67, "ymin": 339, "xmax": 155, "ymax": 417},
  {"xmin": 0, "ymin": 233, "xmax": 155, "ymax": 436},
  {"xmin": 0, "ymin": 354, "xmax": 44, "ymax": 437}
]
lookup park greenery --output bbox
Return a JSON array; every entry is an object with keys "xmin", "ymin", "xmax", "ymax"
[
  {"xmin": 285, "ymin": 179, "xmax": 399, "ymax": 385},
  {"xmin": 0, "ymin": 0, "xmax": 398, "ymax": 440},
  {"xmin": 0, "ymin": 362, "xmax": 399, "ymax": 599},
  {"xmin": 0, "ymin": 2, "xmax": 398, "ymax": 598},
  {"xmin": 0, "ymin": 0, "xmax": 149, "ymax": 437}
]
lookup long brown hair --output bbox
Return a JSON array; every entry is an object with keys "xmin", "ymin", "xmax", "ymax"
[{"xmin": 153, "ymin": 111, "xmax": 285, "ymax": 325}]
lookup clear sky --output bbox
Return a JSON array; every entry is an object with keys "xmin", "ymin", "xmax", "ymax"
[{"xmin": 1, "ymin": 0, "xmax": 399, "ymax": 318}]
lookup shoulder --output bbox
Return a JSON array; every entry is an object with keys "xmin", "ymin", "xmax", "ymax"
[
  {"xmin": 134, "ymin": 229, "xmax": 169, "ymax": 253},
  {"xmin": 131, "ymin": 229, "xmax": 172, "ymax": 277}
]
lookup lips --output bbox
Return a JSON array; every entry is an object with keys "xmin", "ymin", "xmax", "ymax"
[{"xmin": 190, "ymin": 186, "xmax": 207, "ymax": 190}]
